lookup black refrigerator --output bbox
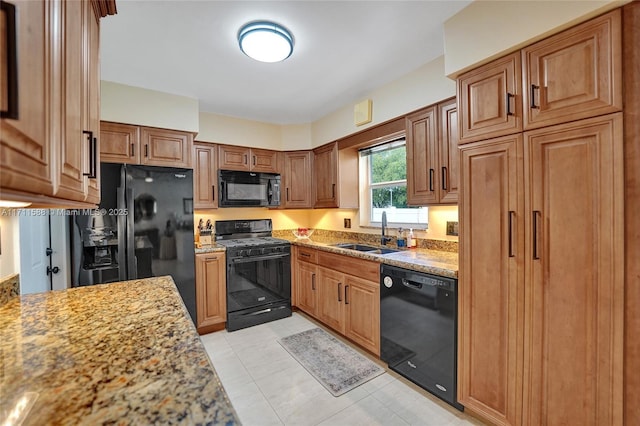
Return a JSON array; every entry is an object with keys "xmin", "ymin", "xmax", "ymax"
[{"xmin": 70, "ymin": 163, "xmax": 196, "ymax": 322}]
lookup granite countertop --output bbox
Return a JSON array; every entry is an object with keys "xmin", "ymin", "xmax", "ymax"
[
  {"xmin": 195, "ymin": 244, "xmax": 226, "ymax": 254},
  {"xmin": 287, "ymin": 236, "xmax": 458, "ymax": 279},
  {"xmin": 0, "ymin": 276, "xmax": 239, "ymax": 425}
]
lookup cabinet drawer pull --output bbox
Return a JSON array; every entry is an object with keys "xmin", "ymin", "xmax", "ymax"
[
  {"xmin": 244, "ymin": 154, "xmax": 248, "ymax": 165},
  {"xmin": 253, "ymin": 155, "xmax": 256, "ymax": 166},
  {"xmin": 130, "ymin": 143, "xmax": 135, "ymax": 157},
  {"xmin": 300, "ymin": 252, "xmax": 311, "ymax": 257},
  {"xmin": 533, "ymin": 210, "xmax": 541, "ymax": 259},
  {"xmin": 312, "ymin": 273, "xmax": 316, "ymax": 290},
  {"xmin": 508, "ymin": 211, "xmax": 515, "ymax": 258},
  {"xmin": 530, "ymin": 85, "xmax": 540, "ymax": 109},
  {"xmin": 506, "ymin": 92, "xmax": 514, "ymax": 116},
  {"xmin": 0, "ymin": 0, "xmax": 18, "ymax": 119},
  {"xmin": 144, "ymin": 144, "xmax": 149, "ymax": 157},
  {"xmin": 212, "ymin": 185, "xmax": 215, "ymax": 201},
  {"xmin": 429, "ymin": 169, "xmax": 434, "ymax": 192},
  {"xmin": 286, "ymin": 187, "xmax": 289, "ymax": 201},
  {"xmin": 344, "ymin": 285, "xmax": 349, "ymax": 305},
  {"xmin": 332, "ymin": 183, "xmax": 336, "ymax": 198},
  {"xmin": 441, "ymin": 166, "xmax": 447, "ymax": 190},
  {"xmin": 338, "ymin": 282, "xmax": 342, "ymax": 302}
]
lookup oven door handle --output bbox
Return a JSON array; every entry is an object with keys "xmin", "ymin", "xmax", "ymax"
[{"xmin": 231, "ymin": 253, "xmax": 290, "ymax": 263}]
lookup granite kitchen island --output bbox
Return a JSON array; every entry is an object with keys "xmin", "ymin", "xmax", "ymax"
[{"xmin": 0, "ymin": 276, "xmax": 239, "ymax": 425}]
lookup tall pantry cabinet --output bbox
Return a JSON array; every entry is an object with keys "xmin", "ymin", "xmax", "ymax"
[{"xmin": 457, "ymin": 9, "xmax": 624, "ymax": 426}]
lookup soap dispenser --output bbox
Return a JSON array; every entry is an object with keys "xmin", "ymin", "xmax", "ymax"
[{"xmin": 408, "ymin": 228, "xmax": 417, "ymax": 248}]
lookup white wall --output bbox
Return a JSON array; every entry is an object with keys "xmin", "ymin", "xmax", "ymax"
[
  {"xmin": 443, "ymin": 0, "xmax": 627, "ymax": 77},
  {"xmin": 101, "ymin": 81, "xmax": 200, "ymax": 132},
  {"xmin": 0, "ymin": 215, "xmax": 20, "ymax": 280},
  {"xmin": 101, "ymin": 55, "xmax": 455, "ymax": 150},
  {"xmin": 311, "ymin": 56, "xmax": 455, "ymax": 146},
  {"xmin": 197, "ymin": 112, "xmax": 283, "ymax": 149}
]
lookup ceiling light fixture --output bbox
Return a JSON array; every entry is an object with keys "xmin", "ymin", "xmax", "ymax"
[{"xmin": 238, "ymin": 21, "xmax": 294, "ymax": 63}]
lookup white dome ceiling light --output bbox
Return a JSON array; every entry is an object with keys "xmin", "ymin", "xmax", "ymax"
[{"xmin": 238, "ymin": 21, "xmax": 294, "ymax": 63}]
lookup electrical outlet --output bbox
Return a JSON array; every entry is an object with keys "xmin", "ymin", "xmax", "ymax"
[
  {"xmin": 446, "ymin": 221, "xmax": 459, "ymax": 236},
  {"xmin": 344, "ymin": 218, "xmax": 351, "ymax": 229}
]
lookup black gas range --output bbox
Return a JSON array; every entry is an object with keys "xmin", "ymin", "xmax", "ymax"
[{"xmin": 215, "ymin": 219, "xmax": 292, "ymax": 331}]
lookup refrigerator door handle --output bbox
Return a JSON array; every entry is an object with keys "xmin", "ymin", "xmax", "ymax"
[
  {"xmin": 126, "ymin": 186, "xmax": 137, "ymax": 279},
  {"xmin": 116, "ymin": 186, "xmax": 127, "ymax": 281}
]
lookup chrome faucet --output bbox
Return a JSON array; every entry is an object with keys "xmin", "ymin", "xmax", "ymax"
[{"xmin": 381, "ymin": 211, "xmax": 392, "ymax": 245}]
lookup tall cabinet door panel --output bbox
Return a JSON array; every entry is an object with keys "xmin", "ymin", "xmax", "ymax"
[
  {"xmin": 84, "ymin": 1, "xmax": 101, "ymax": 204},
  {"xmin": 438, "ymin": 98, "xmax": 459, "ymax": 204},
  {"xmin": 313, "ymin": 143, "xmax": 338, "ymax": 208},
  {"xmin": 0, "ymin": 0, "xmax": 54, "ymax": 196},
  {"xmin": 193, "ymin": 142, "xmax": 217, "ymax": 209},
  {"xmin": 406, "ymin": 106, "xmax": 438, "ymax": 205},
  {"xmin": 57, "ymin": 0, "xmax": 87, "ymax": 201},
  {"xmin": 523, "ymin": 114, "xmax": 623, "ymax": 426},
  {"xmin": 458, "ymin": 135, "xmax": 524, "ymax": 426},
  {"xmin": 522, "ymin": 10, "xmax": 622, "ymax": 130},
  {"xmin": 457, "ymin": 52, "xmax": 522, "ymax": 144},
  {"xmin": 283, "ymin": 151, "xmax": 312, "ymax": 208}
]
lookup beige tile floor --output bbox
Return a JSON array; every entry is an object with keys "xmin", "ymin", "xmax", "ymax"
[{"xmin": 200, "ymin": 313, "xmax": 485, "ymax": 426}]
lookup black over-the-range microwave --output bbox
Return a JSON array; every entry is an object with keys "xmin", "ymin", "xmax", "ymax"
[{"xmin": 218, "ymin": 170, "xmax": 281, "ymax": 207}]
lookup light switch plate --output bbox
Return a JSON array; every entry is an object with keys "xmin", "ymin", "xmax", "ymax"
[{"xmin": 446, "ymin": 221, "xmax": 459, "ymax": 236}]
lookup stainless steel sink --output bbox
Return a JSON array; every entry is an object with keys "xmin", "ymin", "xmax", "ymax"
[{"xmin": 331, "ymin": 243, "xmax": 399, "ymax": 255}]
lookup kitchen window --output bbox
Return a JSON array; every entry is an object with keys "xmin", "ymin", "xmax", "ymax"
[{"xmin": 359, "ymin": 138, "xmax": 427, "ymax": 227}]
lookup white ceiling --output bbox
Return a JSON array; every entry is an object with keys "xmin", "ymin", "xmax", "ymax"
[{"xmin": 100, "ymin": 0, "xmax": 471, "ymax": 125}]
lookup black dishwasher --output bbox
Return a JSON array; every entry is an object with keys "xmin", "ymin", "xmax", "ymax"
[{"xmin": 380, "ymin": 264, "xmax": 463, "ymax": 411}]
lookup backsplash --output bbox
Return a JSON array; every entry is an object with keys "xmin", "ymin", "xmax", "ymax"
[{"xmin": 273, "ymin": 229, "xmax": 458, "ymax": 253}]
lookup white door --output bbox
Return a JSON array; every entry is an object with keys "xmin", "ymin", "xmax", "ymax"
[{"xmin": 18, "ymin": 212, "xmax": 69, "ymax": 294}]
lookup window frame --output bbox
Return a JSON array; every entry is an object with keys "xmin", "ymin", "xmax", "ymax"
[{"xmin": 358, "ymin": 136, "xmax": 428, "ymax": 229}]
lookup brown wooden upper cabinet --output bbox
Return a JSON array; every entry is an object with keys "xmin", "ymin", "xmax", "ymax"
[
  {"xmin": 458, "ymin": 9, "xmax": 621, "ymax": 144},
  {"xmin": 282, "ymin": 151, "xmax": 313, "ymax": 209},
  {"xmin": 0, "ymin": 0, "xmax": 112, "ymax": 207},
  {"xmin": 218, "ymin": 145, "xmax": 278, "ymax": 173},
  {"xmin": 521, "ymin": 10, "xmax": 622, "ymax": 130},
  {"xmin": 457, "ymin": 52, "xmax": 523, "ymax": 144},
  {"xmin": 193, "ymin": 142, "xmax": 217, "ymax": 209},
  {"xmin": 100, "ymin": 122, "xmax": 193, "ymax": 168},
  {"xmin": 100, "ymin": 122, "xmax": 141, "ymax": 164},
  {"xmin": 406, "ymin": 98, "xmax": 459, "ymax": 206},
  {"xmin": 438, "ymin": 98, "xmax": 459, "ymax": 203},
  {"xmin": 313, "ymin": 142, "xmax": 358, "ymax": 209},
  {"xmin": 406, "ymin": 106, "xmax": 438, "ymax": 205}
]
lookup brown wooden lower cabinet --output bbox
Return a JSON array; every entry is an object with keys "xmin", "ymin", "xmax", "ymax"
[
  {"xmin": 293, "ymin": 246, "xmax": 380, "ymax": 355},
  {"xmin": 458, "ymin": 113, "xmax": 624, "ymax": 426},
  {"xmin": 195, "ymin": 252, "xmax": 226, "ymax": 334}
]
